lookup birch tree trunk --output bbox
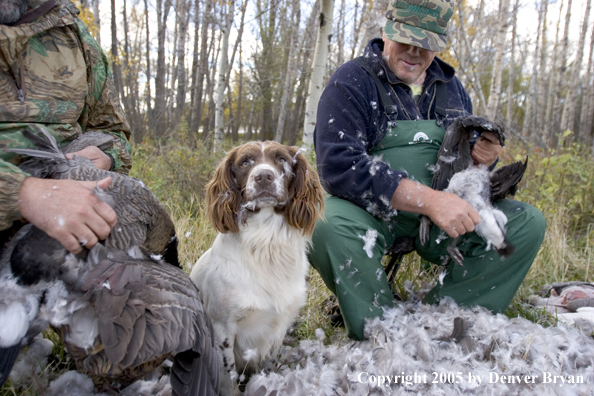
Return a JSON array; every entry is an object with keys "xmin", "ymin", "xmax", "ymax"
[
  {"xmin": 454, "ymin": 1, "xmax": 487, "ymax": 114},
  {"xmin": 350, "ymin": 0, "xmax": 367, "ymax": 60},
  {"xmin": 188, "ymin": 0, "xmax": 201, "ymax": 145},
  {"xmin": 581, "ymin": 21, "xmax": 594, "ymax": 146},
  {"xmin": 121, "ymin": 0, "xmax": 139, "ymax": 141},
  {"xmin": 174, "ymin": 0, "xmax": 191, "ymax": 125},
  {"xmin": 505, "ymin": 0, "xmax": 519, "ymax": 128},
  {"xmin": 202, "ymin": 33, "xmax": 218, "ymax": 140},
  {"xmin": 221, "ymin": 0, "xmax": 246, "ymax": 139},
  {"xmin": 224, "ymin": 0, "xmax": 247, "ymax": 89},
  {"xmin": 254, "ymin": 0, "xmax": 279, "ymax": 141},
  {"xmin": 354, "ymin": 0, "xmax": 387, "ymax": 57},
  {"xmin": 245, "ymin": 98, "xmax": 255, "ymax": 141},
  {"xmin": 534, "ymin": 0, "xmax": 549, "ymax": 137},
  {"xmin": 561, "ymin": 0, "xmax": 591, "ymax": 137},
  {"xmin": 168, "ymin": 16, "xmax": 179, "ymax": 122},
  {"xmin": 155, "ymin": 0, "xmax": 173, "ymax": 138},
  {"xmin": 110, "ymin": 0, "xmax": 123, "ymax": 100},
  {"xmin": 92, "ymin": 0, "xmax": 101, "ymax": 47},
  {"xmin": 302, "ymin": 0, "xmax": 335, "ymax": 149},
  {"xmin": 471, "ymin": 0, "xmax": 485, "ymax": 49},
  {"xmin": 214, "ymin": 1, "xmax": 235, "ymax": 152},
  {"xmin": 336, "ymin": 0, "xmax": 346, "ymax": 66},
  {"xmin": 550, "ymin": 0, "xmax": 572, "ymax": 145},
  {"xmin": 144, "ymin": 0, "xmax": 153, "ymax": 129},
  {"xmin": 192, "ymin": 0, "xmax": 213, "ymax": 140},
  {"xmin": 521, "ymin": 0, "xmax": 543, "ymax": 137},
  {"xmin": 274, "ymin": 0, "xmax": 301, "ymax": 143},
  {"xmin": 233, "ymin": 41, "xmax": 243, "ymax": 142},
  {"xmin": 486, "ymin": 0, "xmax": 510, "ymax": 119},
  {"xmin": 287, "ymin": 2, "xmax": 319, "ymax": 145},
  {"xmin": 544, "ymin": 0, "xmax": 563, "ymax": 143}
]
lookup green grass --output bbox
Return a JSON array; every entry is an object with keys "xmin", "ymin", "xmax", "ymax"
[
  {"xmin": 502, "ymin": 137, "xmax": 594, "ymax": 321},
  {"xmin": 3, "ymin": 135, "xmax": 593, "ymax": 394}
]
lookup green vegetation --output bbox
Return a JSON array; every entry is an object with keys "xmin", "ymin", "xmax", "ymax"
[
  {"xmin": 503, "ymin": 134, "xmax": 594, "ymax": 324},
  {"xmin": 3, "ymin": 135, "xmax": 594, "ymax": 394},
  {"xmin": 130, "ymin": 134, "xmax": 594, "ymax": 335}
]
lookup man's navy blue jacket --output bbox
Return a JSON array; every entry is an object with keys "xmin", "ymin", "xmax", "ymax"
[{"xmin": 314, "ymin": 38, "xmax": 473, "ymax": 220}]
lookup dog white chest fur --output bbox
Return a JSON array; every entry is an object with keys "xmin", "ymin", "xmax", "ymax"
[{"xmin": 190, "ymin": 208, "xmax": 308, "ymax": 368}]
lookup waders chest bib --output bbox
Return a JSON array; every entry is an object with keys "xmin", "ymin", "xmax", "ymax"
[{"xmin": 370, "ymin": 119, "xmax": 444, "ymax": 223}]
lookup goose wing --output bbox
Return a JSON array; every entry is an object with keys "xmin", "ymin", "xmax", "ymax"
[{"xmin": 63, "ymin": 249, "xmax": 218, "ymax": 394}]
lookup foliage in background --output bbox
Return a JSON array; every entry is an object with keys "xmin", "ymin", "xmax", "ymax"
[
  {"xmin": 76, "ymin": 5, "xmax": 99, "ymax": 40},
  {"xmin": 130, "ymin": 124, "xmax": 222, "ymax": 207},
  {"xmin": 129, "ymin": 126, "xmax": 225, "ymax": 272},
  {"xmin": 506, "ymin": 135, "xmax": 594, "ymax": 291}
]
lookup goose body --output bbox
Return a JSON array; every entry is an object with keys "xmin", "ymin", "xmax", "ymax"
[{"xmin": 419, "ymin": 116, "xmax": 527, "ymax": 266}]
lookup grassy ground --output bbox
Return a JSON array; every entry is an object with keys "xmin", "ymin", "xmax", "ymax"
[
  {"xmin": 3, "ymin": 135, "xmax": 593, "ymax": 394},
  {"xmin": 131, "ymin": 135, "xmax": 594, "ymax": 336}
]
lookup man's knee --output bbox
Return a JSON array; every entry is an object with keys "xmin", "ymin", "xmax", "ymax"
[
  {"xmin": 511, "ymin": 203, "xmax": 546, "ymax": 246},
  {"xmin": 526, "ymin": 205, "xmax": 546, "ymax": 242}
]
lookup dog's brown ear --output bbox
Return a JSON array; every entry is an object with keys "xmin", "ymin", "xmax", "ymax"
[
  {"xmin": 285, "ymin": 147, "xmax": 325, "ymax": 236},
  {"xmin": 206, "ymin": 149, "xmax": 241, "ymax": 233}
]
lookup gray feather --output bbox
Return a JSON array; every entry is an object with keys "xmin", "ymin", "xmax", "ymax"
[{"xmin": 63, "ymin": 132, "xmax": 114, "ymax": 154}]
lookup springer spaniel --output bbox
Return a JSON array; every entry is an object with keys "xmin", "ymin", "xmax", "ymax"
[{"xmin": 190, "ymin": 141, "xmax": 324, "ymax": 394}]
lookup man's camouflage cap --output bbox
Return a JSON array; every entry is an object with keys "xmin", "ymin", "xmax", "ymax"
[{"xmin": 384, "ymin": 0, "xmax": 454, "ymax": 52}]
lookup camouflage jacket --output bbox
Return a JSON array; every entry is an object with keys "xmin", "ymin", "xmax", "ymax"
[{"xmin": 0, "ymin": 0, "xmax": 131, "ymax": 231}]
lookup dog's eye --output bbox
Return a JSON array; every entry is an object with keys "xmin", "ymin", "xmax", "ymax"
[
  {"xmin": 241, "ymin": 159, "xmax": 250, "ymax": 167},
  {"xmin": 278, "ymin": 157, "xmax": 286, "ymax": 164}
]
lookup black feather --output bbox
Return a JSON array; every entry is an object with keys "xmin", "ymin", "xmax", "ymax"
[
  {"xmin": 171, "ymin": 319, "xmax": 219, "ymax": 396},
  {"xmin": 10, "ymin": 225, "xmax": 67, "ymax": 286},
  {"xmin": 0, "ymin": 344, "xmax": 22, "ymax": 387},
  {"xmin": 490, "ymin": 158, "xmax": 528, "ymax": 201},
  {"xmin": 163, "ymin": 235, "xmax": 180, "ymax": 268},
  {"xmin": 495, "ymin": 238, "xmax": 515, "ymax": 258},
  {"xmin": 431, "ymin": 115, "xmax": 505, "ymax": 192}
]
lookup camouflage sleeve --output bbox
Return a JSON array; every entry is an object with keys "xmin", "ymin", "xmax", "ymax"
[
  {"xmin": 73, "ymin": 14, "xmax": 132, "ymax": 175},
  {"xmin": 0, "ymin": 165, "xmax": 27, "ymax": 231}
]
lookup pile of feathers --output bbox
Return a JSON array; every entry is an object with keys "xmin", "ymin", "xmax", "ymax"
[
  {"xmin": 6, "ymin": 292, "xmax": 594, "ymax": 395},
  {"xmin": 246, "ymin": 297, "xmax": 594, "ymax": 396}
]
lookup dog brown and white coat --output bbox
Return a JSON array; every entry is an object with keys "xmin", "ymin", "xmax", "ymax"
[{"xmin": 190, "ymin": 141, "xmax": 324, "ymax": 394}]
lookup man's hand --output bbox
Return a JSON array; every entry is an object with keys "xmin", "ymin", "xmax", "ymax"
[
  {"xmin": 19, "ymin": 177, "xmax": 117, "ymax": 254},
  {"xmin": 424, "ymin": 191, "xmax": 481, "ymax": 238},
  {"xmin": 66, "ymin": 146, "xmax": 112, "ymax": 170},
  {"xmin": 391, "ymin": 178, "xmax": 480, "ymax": 238},
  {"xmin": 471, "ymin": 131, "xmax": 502, "ymax": 167}
]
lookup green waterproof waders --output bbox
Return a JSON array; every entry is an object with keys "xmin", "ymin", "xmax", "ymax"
[{"xmin": 308, "ymin": 116, "xmax": 546, "ymax": 341}]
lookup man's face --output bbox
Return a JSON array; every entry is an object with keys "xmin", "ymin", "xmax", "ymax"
[
  {"xmin": 382, "ymin": 36, "xmax": 437, "ymax": 85},
  {"xmin": 0, "ymin": 0, "xmax": 28, "ymax": 25}
]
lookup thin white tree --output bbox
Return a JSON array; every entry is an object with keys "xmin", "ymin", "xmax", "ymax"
[
  {"xmin": 487, "ymin": 0, "xmax": 510, "ymax": 119},
  {"xmin": 302, "ymin": 0, "xmax": 335, "ymax": 150},
  {"xmin": 214, "ymin": 0, "xmax": 235, "ymax": 152}
]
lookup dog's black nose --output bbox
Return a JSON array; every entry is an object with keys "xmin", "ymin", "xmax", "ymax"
[{"xmin": 255, "ymin": 169, "xmax": 275, "ymax": 187}]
